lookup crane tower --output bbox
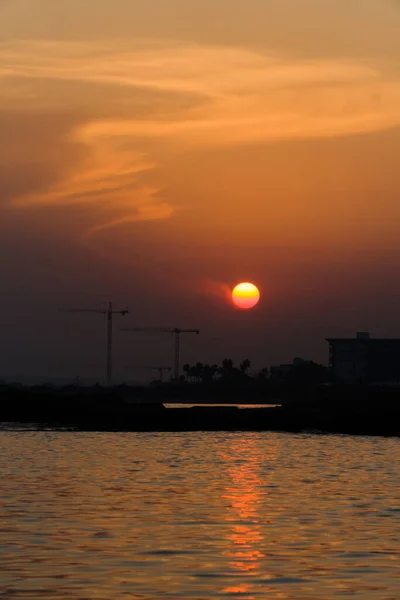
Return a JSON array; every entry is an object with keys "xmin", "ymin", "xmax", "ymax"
[
  {"xmin": 61, "ymin": 301, "xmax": 128, "ymax": 385},
  {"xmin": 121, "ymin": 327, "xmax": 199, "ymax": 380}
]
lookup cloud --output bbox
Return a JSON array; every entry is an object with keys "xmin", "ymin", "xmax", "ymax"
[
  {"xmin": 3, "ymin": 39, "xmax": 400, "ymax": 145},
  {"xmin": 4, "ymin": 125, "xmax": 172, "ymax": 240},
  {"xmin": 2, "ymin": 38, "xmax": 400, "ymax": 238},
  {"xmin": 0, "ymin": 109, "xmax": 87, "ymax": 206}
]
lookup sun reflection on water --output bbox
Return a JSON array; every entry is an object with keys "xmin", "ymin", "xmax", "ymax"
[
  {"xmin": 220, "ymin": 436, "xmax": 278, "ymax": 598},
  {"xmin": 0, "ymin": 430, "xmax": 399, "ymax": 599}
]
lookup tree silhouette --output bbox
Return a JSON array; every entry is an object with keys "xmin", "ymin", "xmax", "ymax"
[
  {"xmin": 258, "ymin": 366, "xmax": 269, "ymax": 380},
  {"xmin": 183, "ymin": 362, "xmax": 221, "ymax": 384},
  {"xmin": 240, "ymin": 359, "xmax": 251, "ymax": 374},
  {"xmin": 181, "ymin": 358, "xmax": 327, "ymax": 392},
  {"xmin": 220, "ymin": 358, "xmax": 234, "ymax": 373},
  {"xmin": 193, "ymin": 362, "xmax": 204, "ymax": 382}
]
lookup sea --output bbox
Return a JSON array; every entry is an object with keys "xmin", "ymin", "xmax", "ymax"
[{"xmin": 0, "ymin": 426, "xmax": 399, "ymax": 599}]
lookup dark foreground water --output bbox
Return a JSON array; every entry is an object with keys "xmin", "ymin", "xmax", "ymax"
[{"xmin": 0, "ymin": 428, "xmax": 399, "ymax": 599}]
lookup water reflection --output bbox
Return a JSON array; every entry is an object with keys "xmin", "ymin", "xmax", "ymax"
[
  {"xmin": 221, "ymin": 436, "xmax": 277, "ymax": 598},
  {"xmin": 0, "ymin": 430, "xmax": 399, "ymax": 599}
]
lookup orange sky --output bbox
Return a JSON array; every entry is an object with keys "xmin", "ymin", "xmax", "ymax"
[{"xmin": 1, "ymin": 0, "xmax": 400, "ymax": 380}]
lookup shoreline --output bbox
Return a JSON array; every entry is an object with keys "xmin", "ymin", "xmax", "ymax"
[{"xmin": 1, "ymin": 384, "xmax": 400, "ymax": 437}]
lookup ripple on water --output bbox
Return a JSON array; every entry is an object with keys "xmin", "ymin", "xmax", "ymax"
[{"xmin": 0, "ymin": 430, "xmax": 399, "ymax": 599}]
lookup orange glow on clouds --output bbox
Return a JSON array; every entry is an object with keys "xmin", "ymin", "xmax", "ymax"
[{"xmin": 232, "ymin": 282, "xmax": 260, "ymax": 310}]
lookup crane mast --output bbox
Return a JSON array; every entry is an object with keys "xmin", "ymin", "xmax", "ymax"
[
  {"xmin": 61, "ymin": 301, "xmax": 128, "ymax": 386},
  {"xmin": 121, "ymin": 327, "xmax": 200, "ymax": 380},
  {"xmin": 174, "ymin": 331, "xmax": 180, "ymax": 383}
]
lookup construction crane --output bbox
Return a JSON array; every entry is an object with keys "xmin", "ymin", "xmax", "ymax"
[
  {"xmin": 61, "ymin": 301, "xmax": 128, "ymax": 386},
  {"xmin": 121, "ymin": 327, "xmax": 200, "ymax": 380},
  {"xmin": 126, "ymin": 366, "xmax": 172, "ymax": 382}
]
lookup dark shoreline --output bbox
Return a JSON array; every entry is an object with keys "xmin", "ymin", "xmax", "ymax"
[{"xmin": 1, "ymin": 384, "xmax": 399, "ymax": 437}]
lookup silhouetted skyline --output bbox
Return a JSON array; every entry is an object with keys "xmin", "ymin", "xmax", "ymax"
[{"xmin": 2, "ymin": 1, "xmax": 400, "ymax": 380}]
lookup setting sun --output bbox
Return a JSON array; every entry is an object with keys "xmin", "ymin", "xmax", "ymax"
[{"xmin": 232, "ymin": 283, "xmax": 260, "ymax": 310}]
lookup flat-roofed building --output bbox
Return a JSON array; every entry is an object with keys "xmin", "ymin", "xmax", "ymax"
[{"xmin": 326, "ymin": 332, "xmax": 400, "ymax": 384}]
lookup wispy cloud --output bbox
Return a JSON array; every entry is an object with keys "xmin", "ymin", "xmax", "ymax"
[
  {"xmin": 3, "ymin": 39, "xmax": 400, "ymax": 145},
  {"xmin": 14, "ymin": 142, "xmax": 154, "ymax": 208},
  {"xmin": 2, "ymin": 38, "xmax": 400, "ymax": 235}
]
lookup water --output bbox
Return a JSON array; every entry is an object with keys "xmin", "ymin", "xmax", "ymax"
[{"xmin": 0, "ymin": 429, "xmax": 399, "ymax": 599}]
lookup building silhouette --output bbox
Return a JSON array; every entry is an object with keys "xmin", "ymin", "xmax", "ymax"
[{"xmin": 326, "ymin": 332, "xmax": 400, "ymax": 384}]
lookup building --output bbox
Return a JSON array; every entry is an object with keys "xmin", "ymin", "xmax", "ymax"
[
  {"xmin": 326, "ymin": 332, "xmax": 400, "ymax": 384},
  {"xmin": 270, "ymin": 358, "xmax": 305, "ymax": 377}
]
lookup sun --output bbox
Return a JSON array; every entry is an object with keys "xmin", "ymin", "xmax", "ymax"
[{"xmin": 232, "ymin": 282, "xmax": 260, "ymax": 310}]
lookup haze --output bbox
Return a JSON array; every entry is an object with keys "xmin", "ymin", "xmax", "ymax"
[{"xmin": 1, "ymin": 0, "xmax": 400, "ymax": 381}]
